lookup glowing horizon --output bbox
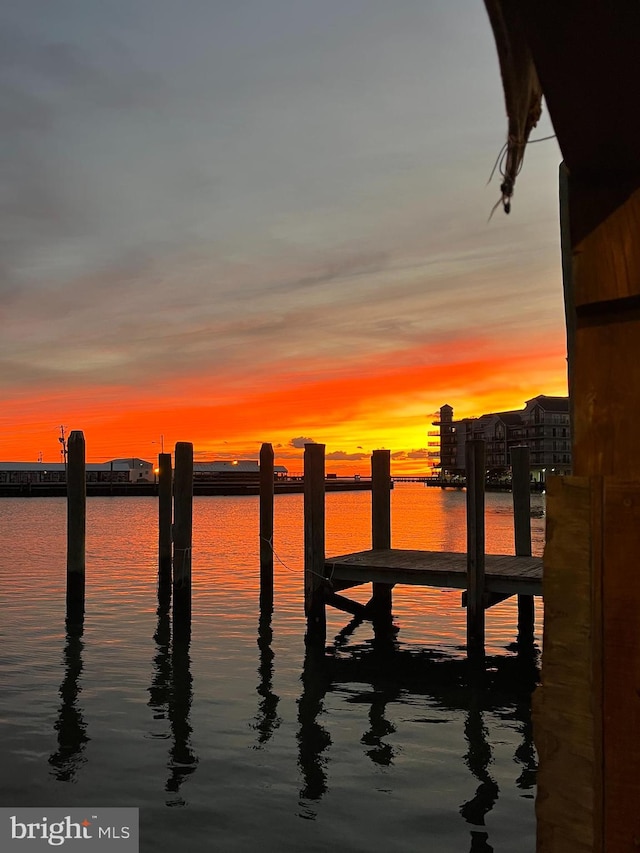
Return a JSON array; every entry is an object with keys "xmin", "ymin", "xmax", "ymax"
[{"xmin": 1, "ymin": 331, "xmax": 568, "ymax": 475}]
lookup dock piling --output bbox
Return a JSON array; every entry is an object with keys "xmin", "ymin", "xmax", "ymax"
[
  {"xmin": 511, "ymin": 445, "xmax": 534, "ymax": 643},
  {"xmin": 371, "ymin": 449, "xmax": 393, "ymax": 621},
  {"xmin": 304, "ymin": 443, "xmax": 326, "ymax": 649},
  {"xmin": 173, "ymin": 442, "xmax": 193, "ymax": 625},
  {"xmin": 259, "ymin": 443, "xmax": 275, "ymax": 608},
  {"xmin": 158, "ymin": 452, "xmax": 173, "ymax": 605},
  {"xmin": 465, "ymin": 439, "xmax": 486, "ymax": 659},
  {"xmin": 66, "ymin": 430, "xmax": 86, "ymax": 625}
]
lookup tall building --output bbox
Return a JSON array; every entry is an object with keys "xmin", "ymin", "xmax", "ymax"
[{"xmin": 430, "ymin": 395, "xmax": 571, "ymax": 482}]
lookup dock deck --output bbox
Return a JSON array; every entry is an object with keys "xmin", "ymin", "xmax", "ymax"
[{"xmin": 325, "ymin": 548, "xmax": 543, "ymax": 597}]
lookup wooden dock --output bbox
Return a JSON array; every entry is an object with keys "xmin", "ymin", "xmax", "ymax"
[
  {"xmin": 301, "ymin": 441, "xmax": 539, "ymax": 657},
  {"xmin": 325, "ymin": 548, "xmax": 542, "ymax": 597}
]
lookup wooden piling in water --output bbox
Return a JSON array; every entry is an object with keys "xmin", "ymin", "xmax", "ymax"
[
  {"xmin": 304, "ymin": 443, "xmax": 326, "ymax": 649},
  {"xmin": 465, "ymin": 439, "xmax": 486, "ymax": 659},
  {"xmin": 158, "ymin": 452, "xmax": 173, "ymax": 603},
  {"xmin": 173, "ymin": 442, "xmax": 193, "ymax": 624},
  {"xmin": 371, "ymin": 449, "xmax": 392, "ymax": 617},
  {"xmin": 511, "ymin": 445, "xmax": 534, "ymax": 643},
  {"xmin": 259, "ymin": 443, "xmax": 275, "ymax": 608},
  {"xmin": 66, "ymin": 430, "xmax": 86, "ymax": 624}
]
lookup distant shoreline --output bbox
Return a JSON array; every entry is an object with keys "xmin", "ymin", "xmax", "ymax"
[
  {"xmin": 0, "ymin": 479, "xmax": 548, "ymax": 498},
  {"xmin": 0, "ymin": 480, "xmax": 376, "ymax": 498}
]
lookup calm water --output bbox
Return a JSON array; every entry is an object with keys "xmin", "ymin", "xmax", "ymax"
[{"xmin": 0, "ymin": 485, "xmax": 544, "ymax": 852}]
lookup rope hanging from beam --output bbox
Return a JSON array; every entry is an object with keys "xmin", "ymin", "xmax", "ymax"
[{"xmin": 484, "ymin": 0, "xmax": 543, "ymax": 215}]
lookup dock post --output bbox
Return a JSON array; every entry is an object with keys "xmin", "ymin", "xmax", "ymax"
[
  {"xmin": 465, "ymin": 439, "xmax": 486, "ymax": 660},
  {"xmin": 259, "ymin": 442, "xmax": 274, "ymax": 609},
  {"xmin": 304, "ymin": 443, "xmax": 326, "ymax": 650},
  {"xmin": 371, "ymin": 449, "xmax": 392, "ymax": 620},
  {"xmin": 66, "ymin": 430, "xmax": 86, "ymax": 625},
  {"xmin": 173, "ymin": 442, "xmax": 193, "ymax": 630},
  {"xmin": 511, "ymin": 445, "xmax": 534, "ymax": 644},
  {"xmin": 158, "ymin": 452, "xmax": 173, "ymax": 606}
]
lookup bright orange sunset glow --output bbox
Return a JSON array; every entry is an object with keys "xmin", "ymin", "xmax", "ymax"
[{"xmin": 1, "ymin": 332, "xmax": 567, "ymax": 475}]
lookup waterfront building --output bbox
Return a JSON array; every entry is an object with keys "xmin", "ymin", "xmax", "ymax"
[
  {"xmin": 194, "ymin": 460, "xmax": 288, "ymax": 481},
  {"xmin": 0, "ymin": 459, "xmax": 153, "ymax": 484},
  {"xmin": 430, "ymin": 395, "xmax": 571, "ymax": 482},
  {"xmin": 0, "ymin": 458, "xmax": 288, "ymax": 485}
]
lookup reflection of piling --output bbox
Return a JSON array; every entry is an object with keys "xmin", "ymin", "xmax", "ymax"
[
  {"xmin": 173, "ymin": 442, "xmax": 193, "ymax": 626},
  {"xmin": 49, "ymin": 621, "xmax": 90, "ymax": 781},
  {"xmin": 147, "ymin": 597, "xmax": 197, "ymax": 803},
  {"xmin": 360, "ymin": 663, "xmax": 398, "ymax": 767},
  {"xmin": 460, "ymin": 686, "xmax": 499, "ymax": 831},
  {"xmin": 469, "ymin": 831, "xmax": 494, "ymax": 852},
  {"xmin": 371, "ymin": 449, "xmax": 393, "ymax": 626},
  {"xmin": 514, "ymin": 693, "xmax": 537, "ymax": 791},
  {"xmin": 158, "ymin": 452, "xmax": 173, "ymax": 604},
  {"xmin": 66, "ymin": 430, "xmax": 86, "ymax": 624},
  {"xmin": 167, "ymin": 621, "xmax": 198, "ymax": 798},
  {"xmin": 254, "ymin": 605, "xmax": 281, "ymax": 746},
  {"xmin": 511, "ymin": 446, "xmax": 534, "ymax": 644},
  {"xmin": 148, "ymin": 603, "xmax": 171, "ymax": 718},
  {"xmin": 259, "ymin": 442, "xmax": 274, "ymax": 608},
  {"xmin": 465, "ymin": 440, "xmax": 486, "ymax": 660},
  {"xmin": 297, "ymin": 649, "xmax": 331, "ymax": 807},
  {"xmin": 304, "ymin": 443, "xmax": 326, "ymax": 650}
]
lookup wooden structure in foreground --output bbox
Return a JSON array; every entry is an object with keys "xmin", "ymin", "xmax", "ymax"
[
  {"xmin": 303, "ymin": 442, "xmax": 541, "ymax": 656},
  {"xmin": 483, "ymin": 2, "xmax": 640, "ymax": 850}
]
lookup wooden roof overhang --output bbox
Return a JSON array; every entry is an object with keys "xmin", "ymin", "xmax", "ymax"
[{"xmin": 486, "ymin": 0, "xmax": 640, "ymax": 242}]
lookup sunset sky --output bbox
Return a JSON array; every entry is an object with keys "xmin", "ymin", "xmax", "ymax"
[{"xmin": 1, "ymin": 0, "xmax": 567, "ymax": 474}]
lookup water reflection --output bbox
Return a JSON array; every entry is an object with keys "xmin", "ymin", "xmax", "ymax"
[
  {"xmin": 167, "ymin": 620, "xmax": 198, "ymax": 800},
  {"xmin": 459, "ymin": 694, "xmax": 499, "ymax": 827},
  {"xmin": 148, "ymin": 604, "xmax": 198, "ymax": 805},
  {"xmin": 297, "ymin": 650, "xmax": 332, "ymax": 816},
  {"xmin": 295, "ymin": 636, "xmax": 539, "ymax": 844},
  {"xmin": 148, "ymin": 604, "xmax": 171, "ymax": 726},
  {"xmin": 469, "ymin": 830, "xmax": 494, "ymax": 852},
  {"xmin": 252, "ymin": 606, "xmax": 281, "ymax": 747},
  {"xmin": 514, "ymin": 695, "xmax": 537, "ymax": 792},
  {"xmin": 356, "ymin": 618, "xmax": 400, "ymax": 767},
  {"xmin": 48, "ymin": 619, "xmax": 90, "ymax": 781},
  {"xmin": 358, "ymin": 683, "xmax": 398, "ymax": 766}
]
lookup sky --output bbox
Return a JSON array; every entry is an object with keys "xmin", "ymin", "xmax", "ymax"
[{"xmin": 0, "ymin": 0, "xmax": 567, "ymax": 474}]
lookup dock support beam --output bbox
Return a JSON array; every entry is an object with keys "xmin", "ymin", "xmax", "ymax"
[
  {"xmin": 259, "ymin": 442, "xmax": 275, "ymax": 609},
  {"xmin": 465, "ymin": 440, "xmax": 485, "ymax": 660},
  {"xmin": 304, "ymin": 443, "xmax": 326, "ymax": 650},
  {"xmin": 173, "ymin": 442, "xmax": 193, "ymax": 632},
  {"xmin": 66, "ymin": 430, "xmax": 86, "ymax": 626},
  {"xmin": 511, "ymin": 445, "xmax": 534, "ymax": 644},
  {"xmin": 158, "ymin": 452, "xmax": 173, "ymax": 606}
]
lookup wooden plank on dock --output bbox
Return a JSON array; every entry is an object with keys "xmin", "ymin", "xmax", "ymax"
[{"xmin": 325, "ymin": 548, "xmax": 542, "ymax": 596}]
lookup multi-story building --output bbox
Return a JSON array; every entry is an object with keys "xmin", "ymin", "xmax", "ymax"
[{"xmin": 430, "ymin": 395, "xmax": 571, "ymax": 482}]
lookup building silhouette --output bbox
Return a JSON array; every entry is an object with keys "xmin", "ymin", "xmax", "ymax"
[{"xmin": 430, "ymin": 395, "xmax": 571, "ymax": 483}]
